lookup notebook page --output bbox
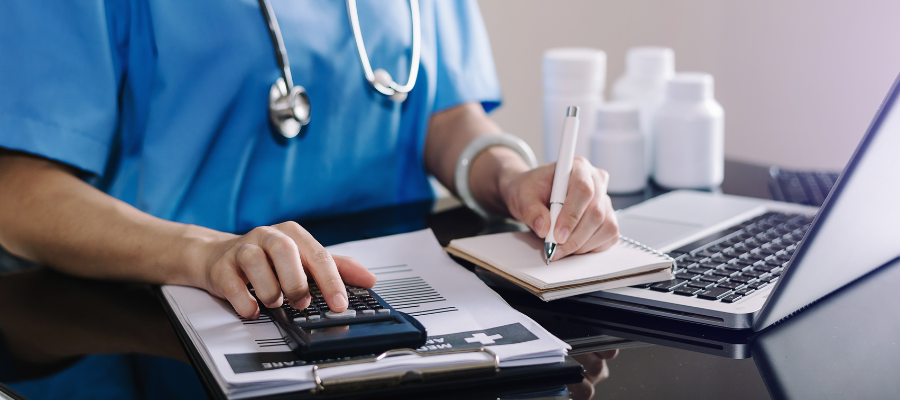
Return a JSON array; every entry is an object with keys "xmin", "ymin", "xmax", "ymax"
[{"xmin": 449, "ymin": 232, "xmax": 671, "ymax": 289}]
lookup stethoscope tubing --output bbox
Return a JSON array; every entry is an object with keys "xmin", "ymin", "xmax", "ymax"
[
  {"xmin": 258, "ymin": 0, "xmax": 423, "ymax": 138},
  {"xmin": 258, "ymin": 0, "xmax": 295, "ymax": 91},
  {"xmin": 347, "ymin": 0, "xmax": 421, "ymax": 96}
]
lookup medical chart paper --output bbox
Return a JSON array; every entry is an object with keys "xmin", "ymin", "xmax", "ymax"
[{"xmin": 161, "ymin": 229, "xmax": 569, "ymax": 399}]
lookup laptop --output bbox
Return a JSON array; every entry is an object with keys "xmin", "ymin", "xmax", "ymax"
[{"xmin": 576, "ymin": 72, "xmax": 900, "ymax": 331}]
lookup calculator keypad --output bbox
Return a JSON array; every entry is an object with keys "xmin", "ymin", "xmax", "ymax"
[{"xmin": 280, "ymin": 283, "xmax": 389, "ymax": 323}]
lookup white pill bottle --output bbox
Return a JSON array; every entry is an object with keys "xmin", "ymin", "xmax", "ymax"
[
  {"xmin": 653, "ymin": 73, "xmax": 724, "ymax": 189},
  {"xmin": 611, "ymin": 47, "xmax": 675, "ymax": 174},
  {"xmin": 542, "ymin": 48, "xmax": 606, "ymax": 162},
  {"xmin": 591, "ymin": 102, "xmax": 647, "ymax": 194}
]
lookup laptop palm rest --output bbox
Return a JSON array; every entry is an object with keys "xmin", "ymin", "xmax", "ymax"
[{"xmin": 616, "ymin": 191, "xmax": 768, "ymax": 251}]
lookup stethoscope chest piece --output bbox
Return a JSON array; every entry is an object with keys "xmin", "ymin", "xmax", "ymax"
[{"xmin": 268, "ymin": 77, "xmax": 310, "ymax": 139}]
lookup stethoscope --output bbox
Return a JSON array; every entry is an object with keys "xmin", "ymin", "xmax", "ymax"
[{"xmin": 257, "ymin": 0, "xmax": 422, "ymax": 139}]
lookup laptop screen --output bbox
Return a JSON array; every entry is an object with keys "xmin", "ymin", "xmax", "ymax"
[{"xmin": 755, "ymin": 73, "xmax": 900, "ymax": 330}]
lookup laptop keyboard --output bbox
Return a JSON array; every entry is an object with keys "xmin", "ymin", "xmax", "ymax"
[
  {"xmin": 632, "ymin": 212, "xmax": 814, "ymax": 304},
  {"xmin": 769, "ymin": 167, "xmax": 840, "ymax": 207}
]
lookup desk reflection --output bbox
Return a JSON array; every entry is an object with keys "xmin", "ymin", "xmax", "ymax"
[
  {"xmin": 0, "ymin": 268, "xmax": 187, "ymax": 376},
  {"xmin": 0, "ymin": 268, "xmax": 205, "ymax": 400},
  {"xmin": 568, "ymin": 349, "xmax": 619, "ymax": 400}
]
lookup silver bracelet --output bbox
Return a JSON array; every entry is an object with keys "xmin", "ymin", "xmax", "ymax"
[{"xmin": 454, "ymin": 133, "xmax": 539, "ymax": 220}]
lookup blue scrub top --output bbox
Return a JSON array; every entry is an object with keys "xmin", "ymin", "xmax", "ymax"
[{"xmin": 0, "ymin": 0, "xmax": 501, "ymax": 233}]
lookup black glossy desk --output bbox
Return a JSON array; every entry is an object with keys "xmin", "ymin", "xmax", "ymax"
[{"xmin": 2, "ymin": 161, "xmax": 898, "ymax": 400}]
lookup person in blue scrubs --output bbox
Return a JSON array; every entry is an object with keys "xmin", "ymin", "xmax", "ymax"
[{"xmin": 0, "ymin": 0, "xmax": 619, "ymax": 318}]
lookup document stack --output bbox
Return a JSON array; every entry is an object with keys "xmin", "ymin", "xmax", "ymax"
[{"xmin": 160, "ymin": 230, "xmax": 570, "ymax": 399}]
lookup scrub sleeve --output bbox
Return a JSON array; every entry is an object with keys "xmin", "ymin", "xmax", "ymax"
[
  {"xmin": 0, "ymin": 0, "xmax": 122, "ymax": 175},
  {"xmin": 432, "ymin": 0, "xmax": 502, "ymax": 113}
]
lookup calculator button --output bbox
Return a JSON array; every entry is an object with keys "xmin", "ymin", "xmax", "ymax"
[
  {"xmin": 306, "ymin": 315, "xmax": 321, "ymax": 322},
  {"xmin": 325, "ymin": 310, "xmax": 357, "ymax": 319},
  {"xmin": 293, "ymin": 316, "xmax": 306, "ymax": 323},
  {"xmin": 377, "ymin": 309, "xmax": 390, "ymax": 314},
  {"xmin": 362, "ymin": 309, "xmax": 376, "ymax": 315}
]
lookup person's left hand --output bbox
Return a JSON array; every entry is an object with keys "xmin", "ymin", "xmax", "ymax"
[{"xmin": 502, "ymin": 157, "xmax": 619, "ymax": 261}]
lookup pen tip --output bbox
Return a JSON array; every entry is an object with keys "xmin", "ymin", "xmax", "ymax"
[{"xmin": 543, "ymin": 242, "xmax": 557, "ymax": 265}]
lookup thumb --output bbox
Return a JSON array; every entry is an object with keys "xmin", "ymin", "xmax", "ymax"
[
  {"xmin": 522, "ymin": 203, "xmax": 551, "ymax": 239},
  {"xmin": 333, "ymin": 255, "xmax": 377, "ymax": 289}
]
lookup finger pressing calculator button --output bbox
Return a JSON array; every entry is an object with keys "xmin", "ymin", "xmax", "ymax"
[{"xmin": 325, "ymin": 310, "xmax": 357, "ymax": 319}]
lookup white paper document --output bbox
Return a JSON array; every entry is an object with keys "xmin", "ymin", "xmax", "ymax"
[{"xmin": 161, "ymin": 229, "xmax": 569, "ymax": 399}]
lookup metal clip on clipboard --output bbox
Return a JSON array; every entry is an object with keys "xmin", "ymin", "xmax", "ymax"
[{"xmin": 310, "ymin": 347, "xmax": 500, "ymax": 394}]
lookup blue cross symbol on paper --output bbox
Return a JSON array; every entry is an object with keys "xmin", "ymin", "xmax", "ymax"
[{"xmin": 464, "ymin": 332, "xmax": 503, "ymax": 345}]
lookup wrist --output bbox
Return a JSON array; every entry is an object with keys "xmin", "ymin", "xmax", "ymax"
[
  {"xmin": 170, "ymin": 224, "xmax": 237, "ymax": 290},
  {"xmin": 455, "ymin": 133, "xmax": 537, "ymax": 219},
  {"xmin": 470, "ymin": 146, "xmax": 532, "ymax": 216}
]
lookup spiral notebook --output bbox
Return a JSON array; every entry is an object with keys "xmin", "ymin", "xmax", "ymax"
[{"xmin": 445, "ymin": 232, "xmax": 675, "ymax": 301}]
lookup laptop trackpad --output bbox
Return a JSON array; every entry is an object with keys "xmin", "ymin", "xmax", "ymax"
[{"xmin": 617, "ymin": 215, "xmax": 703, "ymax": 250}]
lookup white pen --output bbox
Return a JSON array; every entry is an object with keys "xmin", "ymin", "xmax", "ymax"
[{"xmin": 544, "ymin": 106, "xmax": 580, "ymax": 264}]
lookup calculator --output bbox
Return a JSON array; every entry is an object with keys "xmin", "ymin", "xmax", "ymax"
[{"xmin": 259, "ymin": 282, "xmax": 427, "ymax": 360}]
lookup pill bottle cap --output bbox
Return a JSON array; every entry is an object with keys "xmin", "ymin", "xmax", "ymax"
[
  {"xmin": 543, "ymin": 48, "xmax": 606, "ymax": 93},
  {"xmin": 625, "ymin": 47, "xmax": 675, "ymax": 78},
  {"xmin": 665, "ymin": 72, "xmax": 714, "ymax": 102}
]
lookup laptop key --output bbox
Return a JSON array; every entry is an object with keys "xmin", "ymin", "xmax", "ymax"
[
  {"xmin": 743, "ymin": 270, "xmax": 765, "ymax": 278},
  {"xmin": 731, "ymin": 275, "xmax": 754, "ymax": 283},
  {"xmin": 747, "ymin": 281, "xmax": 768, "ymax": 290},
  {"xmin": 757, "ymin": 263, "xmax": 782, "ymax": 272},
  {"xmin": 745, "ymin": 253, "xmax": 768, "ymax": 262},
  {"xmin": 649, "ymin": 279, "xmax": 688, "ymax": 292},
  {"xmin": 723, "ymin": 263, "xmax": 747, "ymax": 272},
  {"xmin": 675, "ymin": 272, "xmax": 701, "ymax": 280},
  {"xmin": 709, "ymin": 254, "xmax": 730, "ymax": 263},
  {"xmin": 682, "ymin": 256, "xmax": 706, "ymax": 264},
  {"xmin": 699, "ymin": 274, "xmax": 726, "ymax": 283},
  {"xmin": 630, "ymin": 283, "xmax": 654, "ymax": 289},
  {"xmin": 697, "ymin": 287, "xmax": 732, "ymax": 300},
  {"xmin": 720, "ymin": 294, "xmax": 743, "ymax": 303},
  {"xmin": 687, "ymin": 280, "xmax": 714, "ymax": 289},
  {"xmin": 711, "ymin": 270, "xmax": 734, "ymax": 278},
  {"xmin": 696, "ymin": 249, "xmax": 719, "ymax": 258},
  {"xmin": 717, "ymin": 281, "xmax": 743, "ymax": 290},
  {"xmin": 673, "ymin": 286, "xmax": 703, "ymax": 296},
  {"xmin": 687, "ymin": 266, "xmax": 714, "ymax": 275},
  {"xmin": 734, "ymin": 259, "xmax": 756, "ymax": 267}
]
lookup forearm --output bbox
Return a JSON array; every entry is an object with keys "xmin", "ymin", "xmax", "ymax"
[
  {"xmin": 0, "ymin": 151, "xmax": 231, "ymax": 286},
  {"xmin": 423, "ymin": 102, "xmax": 531, "ymax": 215}
]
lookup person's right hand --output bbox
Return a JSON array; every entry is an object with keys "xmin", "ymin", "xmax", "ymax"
[
  {"xmin": 567, "ymin": 349, "xmax": 619, "ymax": 400},
  {"xmin": 197, "ymin": 221, "xmax": 377, "ymax": 319}
]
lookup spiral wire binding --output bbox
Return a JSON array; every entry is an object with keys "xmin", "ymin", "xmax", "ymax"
[{"xmin": 618, "ymin": 235, "xmax": 677, "ymax": 269}]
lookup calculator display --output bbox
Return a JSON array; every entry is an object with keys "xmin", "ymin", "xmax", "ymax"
[{"xmin": 302, "ymin": 320, "xmax": 398, "ymax": 334}]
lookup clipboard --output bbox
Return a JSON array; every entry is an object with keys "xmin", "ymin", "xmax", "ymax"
[{"xmin": 156, "ymin": 286, "xmax": 585, "ymax": 400}]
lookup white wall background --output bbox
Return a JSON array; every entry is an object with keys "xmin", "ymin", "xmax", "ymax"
[{"xmin": 478, "ymin": 0, "xmax": 900, "ymax": 171}]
